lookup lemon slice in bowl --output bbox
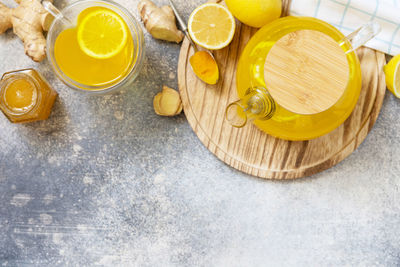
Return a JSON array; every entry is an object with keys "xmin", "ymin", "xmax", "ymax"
[
  {"xmin": 77, "ymin": 6, "xmax": 107, "ymax": 25},
  {"xmin": 384, "ymin": 54, "xmax": 400, "ymax": 98},
  {"xmin": 77, "ymin": 9, "xmax": 128, "ymax": 59},
  {"xmin": 188, "ymin": 3, "xmax": 236, "ymax": 50}
]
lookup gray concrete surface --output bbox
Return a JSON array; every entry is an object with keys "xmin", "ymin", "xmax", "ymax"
[{"xmin": 0, "ymin": 0, "xmax": 399, "ymax": 266}]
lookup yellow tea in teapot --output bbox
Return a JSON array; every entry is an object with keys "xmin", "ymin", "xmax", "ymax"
[{"xmin": 235, "ymin": 16, "xmax": 363, "ymax": 140}]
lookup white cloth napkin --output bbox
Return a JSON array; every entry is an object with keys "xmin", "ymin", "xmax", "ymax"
[{"xmin": 290, "ymin": 0, "xmax": 400, "ymax": 55}]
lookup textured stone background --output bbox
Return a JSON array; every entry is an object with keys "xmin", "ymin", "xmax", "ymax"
[{"xmin": 0, "ymin": 0, "xmax": 399, "ymax": 266}]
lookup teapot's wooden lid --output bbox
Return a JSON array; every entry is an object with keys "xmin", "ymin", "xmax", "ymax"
[{"xmin": 264, "ymin": 30, "xmax": 350, "ymax": 115}]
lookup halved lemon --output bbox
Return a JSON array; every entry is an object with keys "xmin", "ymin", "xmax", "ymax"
[
  {"xmin": 384, "ymin": 54, "xmax": 400, "ymax": 98},
  {"xmin": 77, "ymin": 9, "xmax": 128, "ymax": 59},
  {"xmin": 188, "ymin": 3, "xmax": 236, "ymax": 50}
]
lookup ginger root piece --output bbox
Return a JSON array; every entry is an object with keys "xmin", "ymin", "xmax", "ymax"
[
  {"xmin": 153, "ymin": 86, "xmax": 183, "ymax": 116},
  {"xmin": 0, "ymin": 3, "xmax": 12, "ymax": 34},
  {"xmin": 138, "ymin": 0, "xmax": 184, "ymax": 43},
  {"xmin": 0, "ymin": 0, "xmax": 54, "ymax": 62}
]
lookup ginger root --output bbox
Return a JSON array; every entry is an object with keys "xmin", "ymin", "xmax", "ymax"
[
  {"xmin": 153, "ymin": 86, "xmax": 183, "ymax": 116},
  {"xmin": 138, "ymin": 0, "xmax": 184, "ymax": 43},
  {"xmin": 0, "ymin": 0, "xmax": 54, "ymax": 62},
  {"xmin": 0, "ymin": 3, "xmax": 12, "ymax": 34}
]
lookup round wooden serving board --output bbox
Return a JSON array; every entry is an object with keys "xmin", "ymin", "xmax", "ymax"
[{"xmin": 178, "ymin": 4, "xmax": 387, "ymax": 179}]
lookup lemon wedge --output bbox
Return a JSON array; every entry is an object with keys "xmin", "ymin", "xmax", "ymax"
[{"xmin": 384, "ymin": 54, "xmax": 400, "ymax": 98}]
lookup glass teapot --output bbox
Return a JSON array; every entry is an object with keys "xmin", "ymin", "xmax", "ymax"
[{"xmin": 225, "ymin": 17, "xmax": 380, "ymax": 141}]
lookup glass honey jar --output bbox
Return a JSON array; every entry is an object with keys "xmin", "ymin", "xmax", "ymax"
[{"xmin": 0, "ymin": 69, "xmax": 58, "ymax": 123}]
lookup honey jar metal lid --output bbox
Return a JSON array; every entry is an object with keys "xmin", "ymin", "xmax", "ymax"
[{"xmin": 264, "ymin": 29, "xmax": 350, "ymax": 115}]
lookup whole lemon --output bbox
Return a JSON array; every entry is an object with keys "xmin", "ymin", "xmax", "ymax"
[{"xmin": 225, "ymin": 0, "xmax": 282, "ymax": 28}]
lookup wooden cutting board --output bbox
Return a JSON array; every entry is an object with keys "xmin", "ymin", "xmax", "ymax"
[{"xmin": 177, "ymin": 1, "xmax": 387, "ymax": 179}]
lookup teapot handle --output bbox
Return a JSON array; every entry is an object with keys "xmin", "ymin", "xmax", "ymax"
[{"xmin": 339, "ymin": 22, "xmax": 381, "ymax": 54}]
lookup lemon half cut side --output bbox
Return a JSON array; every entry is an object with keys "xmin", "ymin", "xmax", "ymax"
[
  {"xmin": 188, "ymin": 3, "xmax": 236, "ymax": 50},
  {"xmin": 384, "ymin": 54, "xmax": 400, "ymax": 98}
]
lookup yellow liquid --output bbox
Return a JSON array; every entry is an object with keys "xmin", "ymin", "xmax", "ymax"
[
  {"xmin": 0, "ymin": 69, "xmax": 58, "ymax": 123},
  {"xmin": 54, "ymin": 7, "xmax": 134, "ymax": 87},
  {"xmin": 4, "ymin": 79, "xmax": 37, "ymax": 111},
  {"xmin": 237, "ymin": 17, "xmax": 362, "ymax": 140}
]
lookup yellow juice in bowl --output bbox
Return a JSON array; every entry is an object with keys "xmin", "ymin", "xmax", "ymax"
[
  {"xmin": 47, "ymin": 1, "xmax": 144, "ymax": 93},
  {"xmin": 54, "ymin": 7, "xmax": 134, "ymax": 87}
]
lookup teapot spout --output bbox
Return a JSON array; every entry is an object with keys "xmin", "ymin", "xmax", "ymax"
[
  {"xmin": 225, "ymin": 86, "xmax": 276, "ymax": 128},
  {"xmin": 225, "ymin": 100, "xmax": 249, "ymax": 128}
]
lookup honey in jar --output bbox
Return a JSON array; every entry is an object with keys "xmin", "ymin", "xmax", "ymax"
[{"xmin": 0, "ymin": 69, "xmax": 58, "ymax": 123}]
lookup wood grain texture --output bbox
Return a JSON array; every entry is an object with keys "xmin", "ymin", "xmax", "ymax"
[
  {"xmin": 264, "ymin": 30, "xmax": 349, "ymax": 114},
  {"xmin": 178, "ymin": 4, "xmax": 386, "ymax": 179}
]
